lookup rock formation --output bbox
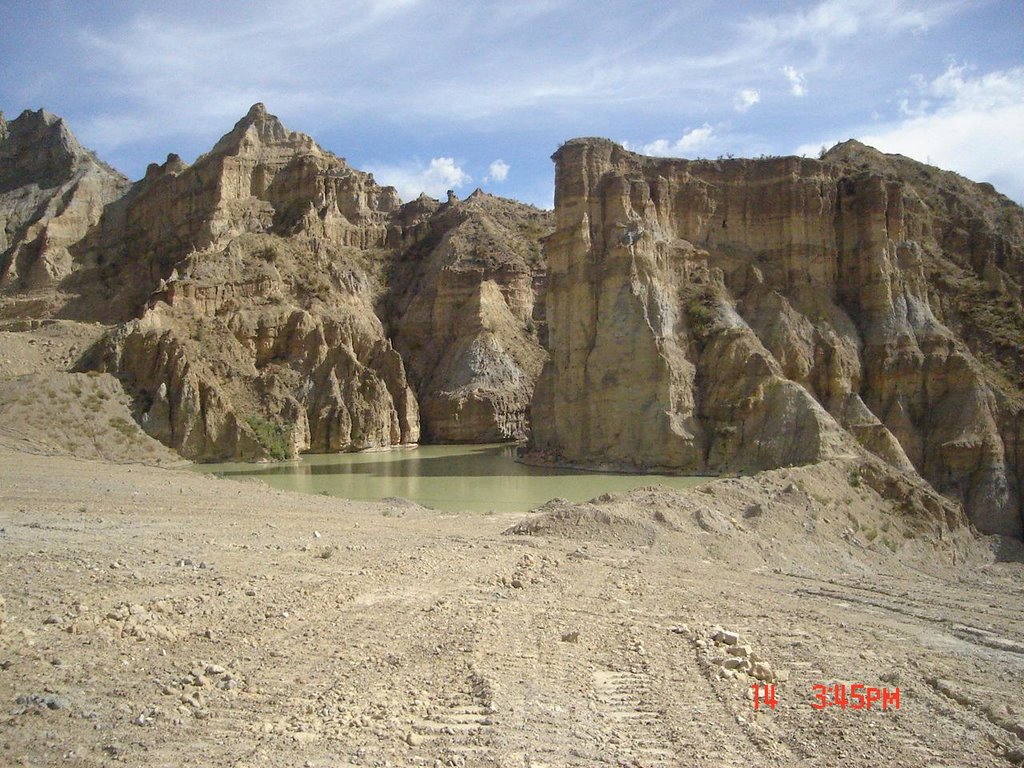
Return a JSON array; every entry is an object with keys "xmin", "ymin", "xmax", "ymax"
[
  {"xmin": 385, "ymin": 189, "xmax": 548, "ymax": 441},
  {"xmin": 532, "ymin": 138, "xmax": 1024, "ymax": 538},
  {"xmin": 0, "ymin": 109, "xmax": 129, "ymax": 295},
  {"xmin": 1, "ymin": 104, "xmax": 550, "ymax": 460}
]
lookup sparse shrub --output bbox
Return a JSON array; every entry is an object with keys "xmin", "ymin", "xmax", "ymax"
[
  {"xmin": 864, "ymin": 527, "xmax": 879, "ymax": 542},
  {"xmin": 848, "ymin": 467, "xmax": 862, "ymax": 487},
  {"xmin": 687, "ymin": 298, "xmax": 716, "ymax": 339},
  {"xmin": 246, "ymin": 416, "xmax": 290, "ymax": 461},
  {"xmin": 108, "ymin": 416, "xmax": 136, "ymax": 438}
]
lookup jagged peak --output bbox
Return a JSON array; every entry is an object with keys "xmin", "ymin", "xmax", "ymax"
[
  {"xmin": 209, "ymin": 102, "xmax": 300, "ymax": 156},
  {"xmin": 0, "ymin": 106, "xmax": 118, "ymax": 191}
]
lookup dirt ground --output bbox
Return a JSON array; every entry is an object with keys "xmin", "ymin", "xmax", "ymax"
[{"xmin": 1, "ymin": 443, "xmax": 1022, "ymax": 768}]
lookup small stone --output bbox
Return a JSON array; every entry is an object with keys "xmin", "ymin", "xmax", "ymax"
[
  {"xmin": 561, "ymin": 630, "xmax": 580, "ymax": 643},
  {"xmin": 406, "ymin": 732, "xmax": 424, "ymax": 746},
  {"xmin": 313, "ymin": 531, "xmax": 322, "ymax": 539},
  {"xmin": 727, "ymin": 644, "xmax": 752, "ymax": 657},
  {"xmin": 43, "ymin": 615, "xmax": 62, "ymax": 625},
  {"xmin": 712, "ymin": 630, "xmax": 740, "ymax": 645},
  {"xmin": 205, "ymin": 664, "xmax": 226, "ymax": 675},
  {"xmin": 743, "ymin": 503, "xmax": 764, "ymax": 518},
  {"xmin": 751, "ymin": 662, "xmax": 775, "ymax": 682},
  {"xmin": 721, "ymin": 656, "xmax": 745, "ymax": 670}
]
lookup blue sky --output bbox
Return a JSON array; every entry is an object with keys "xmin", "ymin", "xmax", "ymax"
[{"xmin": 2, "ymin": 0, "xmax": 1022, "ymax": 207}]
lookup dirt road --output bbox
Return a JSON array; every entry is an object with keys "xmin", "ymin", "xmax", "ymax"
[{"xmin": 1, "ymin": 449, "xmax": 1022, "ymax": 766}]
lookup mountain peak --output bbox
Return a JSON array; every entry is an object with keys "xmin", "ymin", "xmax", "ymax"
[
  {"xmin": 210, "ymin": 102, "xmax": 295, "ymax": 156},
  {"xmin": 0, "ymin": 107, "xmax": 101, "ymax": 191}
]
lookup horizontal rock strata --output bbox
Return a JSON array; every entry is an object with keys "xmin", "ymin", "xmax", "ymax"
[{"xmin": 531, "ymin": 138, "xmax": 1024, "ymax": 538}]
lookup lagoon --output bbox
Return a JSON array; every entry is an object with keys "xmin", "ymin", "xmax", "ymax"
[{"xmin": 196, "ymin": 443, "xmax": 709, "ymax": 513}]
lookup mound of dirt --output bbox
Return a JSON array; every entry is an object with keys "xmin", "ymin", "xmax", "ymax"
[
  {"xmin": 507, "ymin": 458, "xmax": 982, "ymax": 576},
  {"xmin": 0, "ymin": 370, "xmax": 182, "ymax": 465}
]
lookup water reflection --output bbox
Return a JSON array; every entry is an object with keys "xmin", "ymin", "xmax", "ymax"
[{"xmin": 196, "ymin": 444, "xmax": 708, "ymax": 513}]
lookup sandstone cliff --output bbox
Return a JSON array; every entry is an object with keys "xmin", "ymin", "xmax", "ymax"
[
  {"xmin": 532, "ymin": 138, "xmax": 1024, "ymax": 538},
  {"xmin": 0, "ymin": 105, "xmax": 550, "ymax": 461},
  {"xmin": 80, "ymin": 105, "xmax": 419, "ymax": 460},
  {"xmin": 385, "ymin": 190, "xmax": 549, "ymax": 442},
  {"xmin": 0, "ymin": 109, "xmax": 129, "ymax": 296}
]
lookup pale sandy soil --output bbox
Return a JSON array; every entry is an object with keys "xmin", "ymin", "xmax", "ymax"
[{"xmin": 1, "ymin": 445, "xmax": 1023, "ymax": 768}]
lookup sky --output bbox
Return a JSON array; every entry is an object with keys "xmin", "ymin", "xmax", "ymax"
[{"xmin": 1, "ymin": 0, "xmax": 1022, "ymax": 208}]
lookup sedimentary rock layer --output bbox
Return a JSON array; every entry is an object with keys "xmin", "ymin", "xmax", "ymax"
[
  {"xmin": 532, "ymin": 138, "xmax": 1024, "ymax": 538},
  {"xmin": 1, "ymin": 104, "xmax": 549, "ymax": 460},
  {"xmin": 385, "ymin": 190, "xmax": 548, "ymax": 442},
  {"xmin": 0, "ymin": 109, "xmax": 129, "ymax": 293}
]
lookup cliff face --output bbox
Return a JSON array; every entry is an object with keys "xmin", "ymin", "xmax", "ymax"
[
  {"xmin": 0, "ymin": 105, "xmax": 550, "ymax": 461},
  {"xmin": 81, "ymin": 105, "xmax": 420, "ymax": 460},
  {"xmin": 0, "ymin": 109, "xmax": 129, "ymax": 295},
  {"xmin": 385, "ymin": 190, "xmax": 549, "ymax": 442},
  {"xmin": 532, "ymin": 138, "xmax": 1024, "ymax": 538}
]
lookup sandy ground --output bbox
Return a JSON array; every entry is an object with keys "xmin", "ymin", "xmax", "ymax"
[{"xmin": 1, "ymin": 445, "xmax": 1023, "ymax": 768}]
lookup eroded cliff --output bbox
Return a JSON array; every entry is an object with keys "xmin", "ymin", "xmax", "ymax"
[
  {"xmin": 531, "ymin": 138, "xmax": 1024, "ymax": 538},
  {"xmin": 0, "ymin": 105, "xmax": 550, "ymax": 461},
  {"xmin": 385, "ymin": 190, "xmax": 548, "ymax": 442},
  {"xmin": 0, "ymin": 109, "xmax": 129, "ymax": 297}
]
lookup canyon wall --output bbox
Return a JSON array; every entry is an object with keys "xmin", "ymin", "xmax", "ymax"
[
  {"xmin": 532, "ymin": 138, "xmax": 1024, "ymax": 538},
  {"xmin": 385, "ymin": 190, "xmax": 548, "ymax": 442},
  {"xmin": 1, "ymin": 105, "xmax": 549, "ymax": 460}
]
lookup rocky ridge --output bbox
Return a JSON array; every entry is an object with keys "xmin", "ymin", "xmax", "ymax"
[
  {"xmin": 531, "ymin": 138, "xmax": 1024, "ymax": 538},
  {"xmin": 0, "ymin": 105, "xmax": 550, "ymax": 460},
  {"xmin": 0, "ymin": 109, "xmax": 129, "ymax": 296}
]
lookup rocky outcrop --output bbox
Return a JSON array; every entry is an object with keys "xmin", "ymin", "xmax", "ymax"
[
  {"xmin": 385, "ymin": 190, "xmax": 550, "ymax": 442},
  {"xmin": 532, "ymin": 138, "xmax": 1024, "ymax": 538},
  {"xmin": 0, "ymin": 109, "xmax": 128, "ymax": 292},
  {"xmin": 88, "ymin": 234, "xmax": 420, "ymax": 461},
  {"xmin": 69, "ymin": 106, "xmax": 424, "ymax": 460},
  {"xmin": 0, "ymin": 104, "xmax": 552, "ymax": 460}
]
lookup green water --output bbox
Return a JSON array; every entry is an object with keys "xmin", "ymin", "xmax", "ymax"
[{"xmin": 196, "ymin": 443, "xmax": 709, "ymax": 513}]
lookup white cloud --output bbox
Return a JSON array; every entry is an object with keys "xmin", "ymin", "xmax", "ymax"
[
  {"xmin": 626, "ymin": 124, "xmax": 716, "ymax": 157},
  {"xmin": 485, "ymin": 159, "xmax": 510, "ymax": 183},
  {"xmin": 734, "ymin": 89, "xmax": 760, "ymax": 112},
  {"xmin": 796, "ymin": 65, "xmax": 1024, "ymax": 203},
  {"xmin": 782, "ymin": 65, "xmax": 807, "ymax": 97},
  {"xmin": 744, "ymin": 0, "xmax": 955, "ymax": 45},
  {"xmin": 366, "ymin": 156, "xmax": 471, "ymax": 202}
]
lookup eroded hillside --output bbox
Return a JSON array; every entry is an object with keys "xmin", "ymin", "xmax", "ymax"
[
  {"xmin": 530, "ymin": 138, "xmax": 1024, "ymax": 538},
  {"xmin": 0, "ymin": 105, "xmax": 552, "ymax": 460}
]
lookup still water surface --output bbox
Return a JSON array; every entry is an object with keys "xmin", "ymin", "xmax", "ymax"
[{"xmin": 196, "ymin": 443, "xmax": 709, "ymax": 513}]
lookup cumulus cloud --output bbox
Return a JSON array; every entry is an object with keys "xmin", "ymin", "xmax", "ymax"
[
  {"xmin": 796, "ymin": 64, "xmax": 1024, "ymax": 203},
  {"xmin": 626, "ymin": 124, "xmax": 715, "ymax": 157},
  {"xmin": 485, "ymin": 159, "xmax": 510, "ymax": 183},
  {"xmin": 734, "ymin": 89, "xmax": 761, "ymax": 112},
  {"xmin": 782, "ymin": 65, "xmax": 807, "ymax": 96},
  {"xmin": 366, "ymin": 157, "xmax": 471, "ymax": 201}
]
